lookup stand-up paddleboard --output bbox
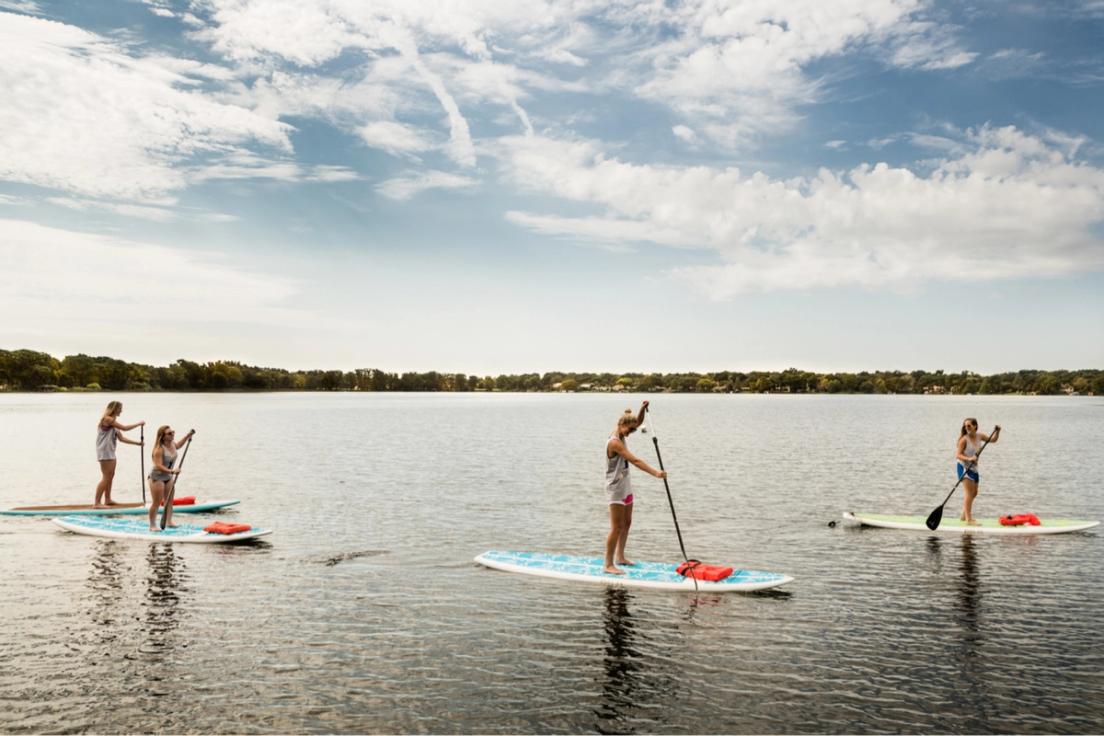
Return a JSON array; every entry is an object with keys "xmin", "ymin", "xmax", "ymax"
[
  {"xmin": 475, "ymin": 550, "xmax": 793, "ymax": 592},
  {"xmin": 843, "ymin": 511, "xmax": 1100, "ymax": 535},
  {"xmin": 53, "ymin": 515, "xmax": 271, "ymax": 543},
  {"xmin": 1, "ymin": 499, "xmax": 240, "ymax": 516}
]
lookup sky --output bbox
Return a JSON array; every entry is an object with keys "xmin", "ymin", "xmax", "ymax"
[{"xmin": 1, "ymin": 0, "xmax": 1102, "ymax": 375}]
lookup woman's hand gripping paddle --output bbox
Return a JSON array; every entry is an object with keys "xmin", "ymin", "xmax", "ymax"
[
  {"xmin": 925, "ymin": 426, "xmax": 997, "ymax": 531},
  {"xmin": 643, "ymin": 407, "xmax": 698, "ymax": 592},
  {"xmin": 160, "ymin": 431, "xmax": 194, "ymax": 530}
]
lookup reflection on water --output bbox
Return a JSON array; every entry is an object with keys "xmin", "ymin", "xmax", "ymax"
[
  {"xmin": 142, "ymin": 544, "xmax": 186, "ymax": 661},
  {"xmin": 595, "ymin": 588, "xmax": 642, "ymax": 734}
]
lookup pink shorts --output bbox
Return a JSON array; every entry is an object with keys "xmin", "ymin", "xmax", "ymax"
[{"xmin": 610, "ymin": 493, "xmax": 634, "ymax": 507}]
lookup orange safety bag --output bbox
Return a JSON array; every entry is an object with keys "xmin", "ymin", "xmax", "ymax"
[
  {"xmin": 170, "ymin": 496, "xmax": 196, "ymax": 506},
  {"xmin": 203, "ymin": 521, "xmax": 253, "ymax": 535},
  {"xmin": 999, "ymin": 513, "xmax": 1041, "ymax": 526},
  {"xmin": 675, "ymin": 560, "xmax": 734, "ymax": 582}
]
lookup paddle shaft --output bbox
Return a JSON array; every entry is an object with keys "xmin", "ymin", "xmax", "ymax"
[
  {"xmin": 650, "ymin": 437, "xmax": 691, "ymax": 562},
  {"xmin": 928, "ymin": 426, "xmax": 997, "ymax": 528},
  {"xmin": 140, "ymin": 425, "xmax": 146, "ymax": 505},
  {"xmin": 160, "ymin": 433, "xmax": 193, "ymax": 529}
]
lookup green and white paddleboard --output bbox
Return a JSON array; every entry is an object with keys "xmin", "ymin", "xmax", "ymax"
[
  {"xmin": 843, "ymin": 511, "xmax": 1100, "ymax": 535},
  {"xmin": 53, "ymin": 515, "xmax": 271, "ymax": 543},
  {"xmin": 1, "ymin": 499, "xmax": 239, "ymax": 516}
]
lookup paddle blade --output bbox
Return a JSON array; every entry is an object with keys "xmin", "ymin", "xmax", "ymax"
[{"xmin": 925, "ymin": 504, "xmax": 944, "ymax": 531}]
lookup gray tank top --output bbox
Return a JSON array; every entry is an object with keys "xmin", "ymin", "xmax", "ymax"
[
  {"xmin": 149, "ymin": 445, "xmax": 177, "ymax": 482},
  {"xmin": 961, "ymin": 434, "xmax": 980, "ymax": 464},
  {"xmin": 605, "ymin": 433, "xmax": 632, "ymax": 497},
  {"xmin": 96, "ymin": 421, "xmax": 117, "ymax": 458}
]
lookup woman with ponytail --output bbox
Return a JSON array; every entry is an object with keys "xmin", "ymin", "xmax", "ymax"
[
  {"xmin": 94, "ymin": 400, "xmax": 144, "ymax": 507},
  {"xmin": 604, "ymin": 400, "xmax": 666, "ymax": 575},
  {"xmin": 955, "ymin": 418, "xmax": 1001, "ymax": 525}
]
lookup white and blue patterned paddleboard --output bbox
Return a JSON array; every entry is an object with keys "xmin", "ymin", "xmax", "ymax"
[
  {"xmin": 53, "ymin": 515, "xmax": 271, "ymax": 544},
  {"xmin": 1, "ymin": 499, "xmax": 240, "ymax": 516},
  {"xmin": 475, "ymin": 550, "xmax": 793, "ymax": 592}
]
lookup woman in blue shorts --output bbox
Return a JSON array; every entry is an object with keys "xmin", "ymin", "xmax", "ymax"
[{"xmin": 955, "ymin": 418, "xmax": 1000, "ymax": 525}]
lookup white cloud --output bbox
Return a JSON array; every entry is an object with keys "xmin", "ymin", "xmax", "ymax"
[
  {"xmin": 376, "ymin": 170, "xmax": 477, "ymax": 200},
  {"xmin": 498, "ymin": 127, "xmax": 1104, "ymax": 296},
  {"xmin": 0, "ymin": 219, "xmax": 309, "ymax": 336},
  {"xmin": 359, "ymin": 120, "xmax": 435, "ymax": 156},
  {"xmin": 0, "ymin": 12, "xmax": 291, "ymax": 202},
  {"xmin": 47, "ymin": 197, "xmax": 179, "ymax": 222}
]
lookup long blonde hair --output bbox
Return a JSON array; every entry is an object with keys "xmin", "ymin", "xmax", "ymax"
[
  {"xmin": 100, "ymin": 401, "xmax": 122, "ymax": 427},
  {"xmin": 154, "ymin": 425, "xmax": 172, "ymax": 448}
]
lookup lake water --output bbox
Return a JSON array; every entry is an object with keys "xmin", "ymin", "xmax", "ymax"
[{"xmin": 1, "ymin": 392, "xmax": 1102, "ymax": 734}]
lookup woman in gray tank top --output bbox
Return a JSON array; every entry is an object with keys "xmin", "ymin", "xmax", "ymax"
[
  {"xmin": 94, "ymin": 400, "xmax": 144, "ymax": 507},
  {"xmin": 604, "ymin": 400, "xmax": 666, "ymax": 575},
  {"xmin": 148, "ymin": 425, "xmax": 195, "ymax": 531}
]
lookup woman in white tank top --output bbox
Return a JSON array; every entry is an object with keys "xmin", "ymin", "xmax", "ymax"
[
  {"xmin": 94, "ymin": 400, "xmax": 144, "ymax": 507},
  {"xmin": 955, "ymin": 417, "xmax": 1001, "ymax": 525},
  {"xmin": 604, "ymin": 401, "xmax": 666, "ymax": 575}
]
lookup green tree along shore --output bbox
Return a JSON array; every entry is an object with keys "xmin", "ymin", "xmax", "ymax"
[{"xmin": 1, "ymin": 348, "xmax": 1100, "ymax": 395}]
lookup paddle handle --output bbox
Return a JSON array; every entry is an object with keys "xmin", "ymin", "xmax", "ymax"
[{"xmin": 160, "ymin": 431, "xmax": 193, "ymax": 529}]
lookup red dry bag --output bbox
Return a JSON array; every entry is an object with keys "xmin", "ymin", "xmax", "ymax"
[{"xmin": 676, "ymin": 560, "xmax": 734, "ymax": 582}]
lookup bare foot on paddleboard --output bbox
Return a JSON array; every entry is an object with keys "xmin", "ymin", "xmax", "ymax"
[
  {"xmin": 105, "ymin": 500, "xmax": 120, "ymax": 506},
  {"xmin": 603, "ymin": 565, "xmax": 625, "ymax": 575},
  {"xmin": 148, "ymin": 526, "xmax": 162, "ymax": 532},
  {"xmin": 616, "ymin": 558, "xmax": 636, "ymax": 566},
  {"xmin": 965, "ymin": 519, "xmax": 981, "ymax": 526}
]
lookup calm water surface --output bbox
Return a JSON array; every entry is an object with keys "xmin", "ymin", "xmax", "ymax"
[{"xmin": 1, "ymin": 393, "xmax": 1102, "ymax": 734}]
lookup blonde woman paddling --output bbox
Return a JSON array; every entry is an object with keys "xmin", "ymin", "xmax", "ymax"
[
  {"xmin": 955, "ymin": 418, "xmax": 1001, "ymax": 525},
  {"xmin": 605, "ymin": 401, "xmax": 666, "ymax": 575},
  {"xmin": 148, "ymin": 425, "xmax": 194, "ymax": 531},
  {"xmin": 95, "ymin": 401, "xmax": 144, "ymax": 507}
]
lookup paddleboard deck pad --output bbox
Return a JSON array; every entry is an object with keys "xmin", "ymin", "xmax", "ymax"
[
  {"xmin": 53, "ymin": 515, "xmax": 271, "ymax": 543},
  {"xmin": 843, "ymin": 511, "xmax": 1100, "ymax": 535},
  {"xmin": 1, "ymin": 499, "xmax": 240, "ymax": 516},
  {"xmin": 475, "ymin": 550, "xmax": 793, "ymax": 592}
]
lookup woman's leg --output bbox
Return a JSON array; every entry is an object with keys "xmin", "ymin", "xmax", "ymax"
[
  {"xmin": 963, "ymin": 478, "xmax": 979, "ymax": 524},
  {"xmin": 148, "ymin": 480, "xmax": 164, "ymax": 530},
  {"xmin": 604, "ymin": 504, "xmax": 627, "ymax": 574},
  {"xmin": 615, "ymin": 502, "xmax": 634, "ymax": 565},
  {"xmin": 95, "ymin": 460, "xmax": 116, "ymax": 506}
]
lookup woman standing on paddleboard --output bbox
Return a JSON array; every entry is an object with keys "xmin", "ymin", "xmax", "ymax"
[
  {"xmin": 148, "ymin": 425, "xmax": 194, "ymax": 531},
  {"xmin": 95, "ymin": 401, "xmax": 144, "ymax": 508},
  {"xmin": 604, "ymin": 401, "xmax": 666, "ymax": 575},
  {"xmin": 956, "ymin": 418, "xmax": 1000, "ymax": 525}
]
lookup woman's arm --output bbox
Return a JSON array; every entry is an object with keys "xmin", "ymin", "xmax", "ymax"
[
  {"xmin": 636, "ymin": 400, "xmax": 649, "ymax": 428},
  {"xmin": 979, "ymin": 425, "xmax": 1001, "ymax": 444},
  {"xmin": 111, "ymin": 419, "xmax": 145, "ymax": 432},
  {"xmin": 611, "ymin": 439, "xmax": 666, "ymax": 478},
  {"xmin": 174, "ymin": 429, "xmax": 195, "ymax": 450},
  {"xmin": 117, "ymin": 433, "xmax": 142, "ymax": 446}
]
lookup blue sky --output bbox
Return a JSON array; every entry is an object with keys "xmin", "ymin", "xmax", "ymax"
[{"xmin": 1, "ymin": 0, "xmax": 1102, "ymax": 374}]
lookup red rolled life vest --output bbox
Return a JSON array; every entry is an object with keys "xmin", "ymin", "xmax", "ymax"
[
  {"xmin": 999, "ymin": 513, "xmax": 1041, "ymax": 526},
  {"xmin": 676, "ymin": 560, "xmax": 734, "ymax": 582},
  {"xmin": 203, "ymin": 521, "xmax": 252, "ymax": 535},
  {"xmin": 170, "ymin": 496, "xmax": 196, "ymax": 506}
]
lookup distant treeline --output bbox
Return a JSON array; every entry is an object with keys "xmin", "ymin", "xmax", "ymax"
[{"xmin": 0, "ymin": 348, "xmax": 1100, "ymax": 395}]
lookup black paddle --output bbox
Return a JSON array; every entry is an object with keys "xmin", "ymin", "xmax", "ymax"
[
  {"xmin": 160, "ymin": 431, "xmax": 194, "ymax": 530},
  {"xmin": 140, "ymin": 424, "xmax": 146, "ymax": 505},
  {"xmin": 643, "ymin": 407, "xmax": 698, "ymax": 592},
  {"xmin": 925, "ymin": 425, "xmax": 998, "ymax": 531}
]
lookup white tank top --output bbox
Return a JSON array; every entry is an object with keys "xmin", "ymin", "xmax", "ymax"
[{"xmin": 961, "ymin": 434, "xmax": 980, "ymax": 464}]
